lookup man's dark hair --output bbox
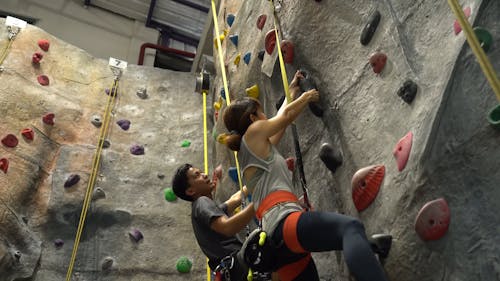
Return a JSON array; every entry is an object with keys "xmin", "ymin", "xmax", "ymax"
[{"xmin": 172, "ymin": 163, "xmax": 194, "ymax": 201}]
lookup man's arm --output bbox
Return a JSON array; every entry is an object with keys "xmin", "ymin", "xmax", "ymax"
[
  {"xmin": 210, "ymin": 202, "xmax": 255, "ymax": 237},
  {"xmin": 224, "ymin": 186, "xmax": 248, "ymax": 214}
]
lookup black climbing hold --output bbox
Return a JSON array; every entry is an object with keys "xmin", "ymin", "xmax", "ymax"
[
  {"xmin": 117, "ymin": 119, "xmax": 131, "ymax": 130},
  {"xmin": 298, "ymin": 69, "xmax": 324, "ymax": 117},
  {"xmin": 275, "ymin": 95, "xmax": 285, "ymax": 110},
  {"xmin": 92, "ymin": 187, "xmax": 106, "ymax": 201},
  {"xmin": 54, "ymin": 239, "xmax": 64, "ymax": 248},
  {"xmin": 99, "ymin": 138, "xmax": 110, "ymax": 149},
  {"xmin": 129, "ymin": 228, "xmax": 144, "ymax": 242},
  {"xmin": 64, "ymin": 174, "xmax": 80, "ymax": 188},
  {"xmin": 14, "ymin": 251, "xmax": 21, "ymax": 261},
  {"xmin": 101, "ymin": 257, "xmax": 114, "ymax": 270},
  {"xmin": 369, "ymin": 234, "xmax": 392, "ymax": 259},
  {"xmin": 157, "ymin": 173, "xmax": 165, "ymax": 179},
  {"xmin": 258, "ymin": 50, "xmax": 265, "ymax": 61},
  {"xmin": 136, "ymin": 87, "xmax": 148, "ymax": 99},
  {"xmin": 319, "ymin": 143, "xmax": 342, "ymax": 173},
  {"xmin": 130, "ymin": 144, "xmax": 145, "ymax": 155},
  {"xmin": 397, "ymin": 80, "xmax": 418, "ymax": 104},
  {"xmin": 360, "ymin": 10, "xmax": 381, "ymax": 46},
  {"xmin": 91, "ymin": 115, "xmax": 102, "ymax": 127}
]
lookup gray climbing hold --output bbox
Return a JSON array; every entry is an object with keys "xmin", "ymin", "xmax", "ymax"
[
  {"xmin": 54, "ymin": 239, "xmax": 64, "ymax": 248},
  {"xmin": 91, "ymin": 115, "xmax": 102, "ymax": 128},
  {"xmin": 129, "ymin": 228, "xmax": 144, "ymax": 242},
  {"xmin": 14, "ymin": 251, "xmax": 21, "ymax": 262},
  {"xmin": 130, "ymin": 144, "xmax": 144, "ymax": 155},
  {"xmin": 117, "ymin": 119, "xmax": 131, "ymax": 131},
  {"xmin": 99, "ymin": 138, "xmax": 111, "ymax": 149},
  {"xmin": 101, "ymin": 256, "xmax": 114, "ymax": 270},
  {"xmin": 64, "ymin": 174, "xmax": 80, "ymax": 188},
  {"xmin": 92, "ymin": 187, "xmax": 106, "ymax": 201},
  {"xmin": 157, "ymin": 173, "xmax": 165, "ymax": 179},
  {"xmin": 136, "ymin": 87, "xmax": 148, "ymax": 99}
]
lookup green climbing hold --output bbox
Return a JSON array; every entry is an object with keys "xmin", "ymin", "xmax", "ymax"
[
  {"xmin": 181, "ymin": 140, "xmax": 191, "ymax": 147},
  {"xmin": 474, "ymin": 27, "xmax": 493, "ymax": 52},
  {"xmin": 487, "ymin": 104, "xmax": 500, "ymax": 130},
  {"xmin": 176, "ymin": 256, "xmax": 192, "ymax": 273},
  {"xmin": 164, "ymin": 188, "xmax": 177, "ymax": 202}
]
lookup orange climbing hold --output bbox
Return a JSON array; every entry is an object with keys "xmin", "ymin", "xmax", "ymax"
[
  {"xmin": 415, "ymin": 198, "xmax": 450, "ymax": 241},
  {"xmin": 21, "ymin": 128, "xmax": 34, "ymax": 141},
  {"xmin": 453, "ymin": 6, "xmax": 471, "ymax": 35},
  {"xmin": 265, "ymin": 30, "xmax": 277, "ymax": 55},
  {"xmin": 393, "ymin": 132, "xmax": 413, "ymax": 171},
  {"xmin": 0, "ymin": 158, "xmax": 9, "ymax": 173},
  {"xmin": 42, "ymin": 113, "xmax": 55, "ymax": 125},
  {"xmin": 38, "ymin": 39, "xmax": 50, "ymax": 52},
  {"xmin": 257, "ymin": 15, "xmax": 267, "ymax": 30},
  {"xmin": 369, "ymin": 52, "xmax": 387, "ymax": 74},
  {"xmin": 280, "ymin": 40, "xmax": 294, "ymax": 64},
  {"xmin": 2, "ymin": 134, "xmax": 18, "ymax": 148},
  {"xmin": 351, "ymin": 165, "xmax": 385, "ymax": 212}
]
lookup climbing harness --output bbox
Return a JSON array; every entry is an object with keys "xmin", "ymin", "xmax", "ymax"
[
  {"xmin": 447, "ymin": 0, "xmax": 500, "ymax": 102},
  {"xmin": 65, "ymin": 59, "xmax": 124, "ymax": 281},
  {"xmin": 214, "ymin": 255, "xmax": 235, "ymax": 281}
]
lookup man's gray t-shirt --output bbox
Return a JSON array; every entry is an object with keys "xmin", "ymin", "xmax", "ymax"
[{"xmin": 191, "ymin": 196, "xmax": 242, "ymax": 269}]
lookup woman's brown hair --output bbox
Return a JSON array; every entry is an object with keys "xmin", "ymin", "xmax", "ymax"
[{"xmin": 223, "ymin": 97, "xmax": 261, "ymax": 151}]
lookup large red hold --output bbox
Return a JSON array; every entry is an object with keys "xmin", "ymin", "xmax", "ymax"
[
  {"xmin": 393, "ymin": 131, "xmax": 413, "ymax": 171},
  {"xmin": 256, "ymin": 14, "xmax": 267, "ymax": 30},
  {"xmin": 2, "ymin": 134, "xmax": 19, "ymax": 148},
  {"xmin": 369, "ymin": 52, "xmax": 387, "ymax": 74},
  {"xmin": 351, "ymin": 165, "xmax": 385, "ymax": 212},
  {"xmin": 280, "ymin": 40, "xmax": 294, "ymax": 64},
  {"xmin": 21, "ymin": 128, "xmax": 34, "ymax": 141},
  {"xmin": 0, "ymin": 158, "xmax": 9, "ymax": 173},
  {"xmin": 38, "ymin": 39, "xmax": 50, "ymax": 52},
  {"xmin": 415, "ymin": 198, "xmax": 451, "ymax": 241},
  {"xmin": 265, "ymin": 30, "xmax": 277, "ymax": 55},
  {"xmin": 42, "ymin": 113, "xmax": 55, "ymax": 125}
]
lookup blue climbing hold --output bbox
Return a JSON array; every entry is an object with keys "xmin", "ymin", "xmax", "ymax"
[
  {"xmin": 227, "ymin": 14, "xmax": 235, "ymax": 27},
  {"xmin": 228, "ymin": 167, "xmax": 238, "ymax": 183},
  {"xmin": 243, "ymin": 52, "xmax": 251, "ymax": 65},
  {"xmin": 220, "ymin": 87, "xmax": 226, "ymax": 100},
  {"xmin": 229, "ymin": 35, "xmax": 239, "ymax": 47}
]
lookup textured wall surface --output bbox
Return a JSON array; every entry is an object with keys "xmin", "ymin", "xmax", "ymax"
[{"xmin": 0, "ymin": 19, "xmax": 206, "ymax": 281}]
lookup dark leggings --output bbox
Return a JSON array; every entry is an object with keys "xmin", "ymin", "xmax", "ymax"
[{"xmin": 272, "ymin": 211, "xmax": 388, "ymax": 281}]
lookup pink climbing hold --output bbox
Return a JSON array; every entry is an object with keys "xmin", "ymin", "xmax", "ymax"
[
  {"xmin": 369, "ymin": 52, "xmax": 387, "ymax": 74},
  {"xmin": 2, "ymin": 134, "xmax": 19, "ymax": 148},
  {"xmin": 281, "ymin": 40, "xmax": 294, "ymax": 64},
  {"xmin": 453, "ymin": 7, "xmax": 471, "ymax": 35},
  {"xmin": 265, "ymin": 30, "xmax": 277, "ymax": 55},
  {"xmin": 257, "ymin": 15, "xmax": 267, "ymax": 30},
  {"xmin": 42, "ymin": 113, "xmax": 55, "ymax": 125},
  {"xmin": 415, "ymin": 198, "xmax": 451, "ymax": 241},
  {"xmin": 21, "ymin": 128, "xmax": 34, "ymax": 141},
  {"xmin": 393, "ymin": 131, "xmax": 413, "ymax": 171},
  {"xmin": 351, "ymin": 165, "xmax": 385, "ymax": 212},
  {"xmin": 37, "ymin": 75, "xmax": 50, "ymax": 86},
  {"xmin": 32, "ymin": 52, "xmax": 43, "ymax": 64},
  {"xmin": 285, "ymin": 157, "xmax": 295, "ymax": 172},
  {"xmin": 38, "ymin": 39, "xmax": 50, "ymax": 52},
  {"xmin": 0, "ymin": 158, "xmax": 9, "ymax": 173}
]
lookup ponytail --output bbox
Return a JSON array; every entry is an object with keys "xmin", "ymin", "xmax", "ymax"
[{"xmin": 222, "ymin": 97, "xmax": 261, "ymax": 151}]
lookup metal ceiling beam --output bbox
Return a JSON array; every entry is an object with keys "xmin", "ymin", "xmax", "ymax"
[{"xmin": 171, "ymin": 0, "xmax": 209, "ymax": 13}]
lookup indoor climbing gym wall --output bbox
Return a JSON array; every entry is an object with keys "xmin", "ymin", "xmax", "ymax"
[
  {"xmin": 209, "ymin": 0, "xmax": 500, "ymax": 281},
  {"xmin": 0, "ymin": 18, "xmax": 208, "ymax": 280}
]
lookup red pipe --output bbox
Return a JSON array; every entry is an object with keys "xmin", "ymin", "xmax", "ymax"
[{"xmin": 137, "ymin": 43, "xmax": 195, "ymax": 65}]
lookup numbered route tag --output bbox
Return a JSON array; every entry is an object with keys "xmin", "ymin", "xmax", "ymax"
[
  {"xmin": 6, "ymin": 16, "xmax": 27, "ymax": 29},
  {"xmin": 108, "ymin": 57, "xmax": 127, "ymax": 69}
]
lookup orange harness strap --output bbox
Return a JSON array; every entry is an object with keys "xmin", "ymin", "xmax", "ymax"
[
  {"xmin": 277, "ymin": 254, "xmax": 312, "ymax": 281},
  {"xmin": 255, "ymin": 190, "xmax": 299, "ymax": 220}
]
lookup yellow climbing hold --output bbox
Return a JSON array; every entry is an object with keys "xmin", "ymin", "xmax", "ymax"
[
  {"xmin": 234, "ymin": 53, "xmax": 241, "ymax": 66},
  {"xmin": 214, "ymin": 101, "xmax": 221, "ymax": 110},
  {"xmin": 216, "ymin": 133, "xmax": 227, "ymax": 144},
  {"xmin": 245, "ymin": 84, "xmax": 260, "ymax": 99},
  {"xmin": 214, "ymin": 34, "xmax": 225, "ymax": 50}
]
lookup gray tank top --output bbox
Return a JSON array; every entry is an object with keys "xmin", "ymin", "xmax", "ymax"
[{"xmin": 238, "ymin": 138, "xmax": 302, "ymax": 233}]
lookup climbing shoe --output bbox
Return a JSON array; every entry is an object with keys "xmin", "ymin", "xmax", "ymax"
[
  {"xmin": 319, "ymin": 143, "xmax": 342, "ymax": 173},
  {"xmin": 369, "ymin": 233, "xmax": 392, "ymax": 259}
]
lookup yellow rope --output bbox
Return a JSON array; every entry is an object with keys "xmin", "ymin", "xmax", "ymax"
[
  {"xmin": 270, "ymin": 1, "xmax": 292, "ymax": 104},
  {"xmin": 448, "ymin": 0, "xmax": 500, "ymax": 102},
  {"xmin": 65, "ymin": 79, "xmax": 119, "ymax": 281},
  {"xmin": 0, "ymin": 36, "xmax": 14, "ymax": 66}
]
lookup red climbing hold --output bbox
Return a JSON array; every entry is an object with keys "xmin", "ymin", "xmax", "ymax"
[
  {"xmin": 257, "ymin": 15, "xmax": 267, "ymax": 30},
  {"xmin": 351, "ymin": 165, "xmax": 385, "ymax": 212},
  {"xmin": 453, "ymin": 7, "xmax": 471, "ymax": 35},
  {"xmin": 32, "ymin": 52, "xmax": 43, "ymax": 64},
  {"xmin": 415, "ymin": 198, "xmax": 450, "ymax": 241},
  {"xmin": 42, "ymin": 113, "xmax": 55, "ymax": 125},
  {"xmin": 2, "ymin": 134, "xmax": 19, "ymax": 148},
  {"xmin": 280, "ymin": 40, "xmax": 294, "ymax": 64},
  {"xmin": 393, "ymin": 131, "xmax": 413, "ymax": 171},
  {"xmin": 285, "ymin": 157, "xmax": 295, "ymax": 172},
  {"xmin": 0, "ymin": 158, "xmax": 9, "ymax": 173},
  {"xmin": 38, "ymin": 39, "xmax": 50, "ymax": 52},
  {"xmin": 37, "ymin": 75, "xmax": 50, "ymax": 86},
  {"xmin": 369, "ymin": 52, "xmax": 387, "ymax": 74},
  {"xmin": 265, "ymin": 30, "xmax": 277, "ymax": 55},
  {"xmin": 21, "ymin": 128, "xmax": 34, "ymax": 141}
]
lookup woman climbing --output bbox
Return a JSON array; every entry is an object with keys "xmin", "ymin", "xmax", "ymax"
[{"xmin": 221, "ymin": 71, "xmax": 390, "ymax": 281}]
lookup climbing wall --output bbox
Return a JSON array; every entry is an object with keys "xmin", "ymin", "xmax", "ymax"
[
  {"xmin": 0, "ymin": 19, "xmax": 207, "ymax": 280},
  {"xmin": 210, "ymin": 0, "xmax": 500, "ymax": 280}
]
